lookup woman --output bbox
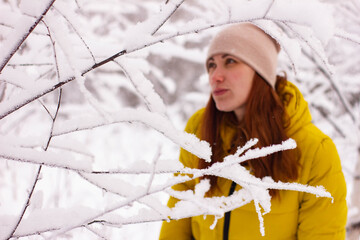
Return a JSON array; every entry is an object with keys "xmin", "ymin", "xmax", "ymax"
[{"xmin": 159, "ymin": 23, "xmax": 347, "ymax": 239}]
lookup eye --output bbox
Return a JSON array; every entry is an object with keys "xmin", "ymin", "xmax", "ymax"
[
  {"xmin": 225, "ymin": 57, "xmax": 237, "ymax": 65},
  {"xmin": 207, "ymin": 61, "xmax": 216, "ymax": 71}
]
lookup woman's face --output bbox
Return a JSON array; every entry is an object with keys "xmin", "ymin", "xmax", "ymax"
[{"xmin": 207, "ymin": 54, "xmax": 255, "ymax": 120}]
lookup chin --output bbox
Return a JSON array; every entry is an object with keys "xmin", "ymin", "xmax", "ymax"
[{"xmin": 215, "ymin": 103, "xmax": 234, "ymax": 113}]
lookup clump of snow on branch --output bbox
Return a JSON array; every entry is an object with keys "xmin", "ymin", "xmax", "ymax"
[
  {"xmin": 116, "ymin": 56, "xmax": 167, "ymax": 115},
  {"xmin": 52, "ymin": 108, "xmax": 212, "ymax": 163},
  {"xmin": 166, "ymin": 139, "xmax": 332, "ymax": 236}
]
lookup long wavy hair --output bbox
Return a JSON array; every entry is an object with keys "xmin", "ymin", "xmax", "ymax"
[{"xmin": 199, "ymin": 73, "xmax": 300, "ymax": 197}]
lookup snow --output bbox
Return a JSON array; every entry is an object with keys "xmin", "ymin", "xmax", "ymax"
[
  {"xmin": 123, "ymin": 0, "xmax": 185, "ymax": 51},
  {"xmin": 0, "ymin": 143, "xmax": 93, "ymax": 172},
  {"xmin": 19, "ymin": 0, "xmax": 50, "ymax": 16},
  {"xmin": 52, "ymin": 108, "xmax": 212, "ymax": 163},
  {"xmin": 13, "ymin": 206, "xmax": 99, "ymax": 237},
  {"xmin": 0, "ymin": 0, "xmax": 359, "ymax": 239},
  {"xmin": 116, "ymin": 57, "xmax": 167, "ymax": 115},
  {"xmin": 0, "ymin": 15, "xmax": 34, "ymax": 69},
  {"xmin": 269, "ymin": 0, "xmax": 335, "ymax": 45}
]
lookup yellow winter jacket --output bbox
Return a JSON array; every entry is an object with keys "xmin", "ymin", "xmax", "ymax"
[{"xmin": 159, "ymin": 81, "xmax": 347, "ymax": 240}]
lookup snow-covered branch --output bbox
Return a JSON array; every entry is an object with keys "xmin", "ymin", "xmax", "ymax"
[
  {"xmin": 52, "ymin": 108, "xmax": 212, "ymax": 162},
  {"xmin": 5, "ymin": 139, "xmax": 331, "ymax": 238},
  {"xmin": 0, "ymin": 0, "xmax": 56, "ymax": 73},
  {"xmin": 0, "ymin": 0, "xmax": 340, "ymax": 121}
]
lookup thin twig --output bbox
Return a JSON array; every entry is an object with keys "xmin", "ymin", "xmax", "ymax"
[
  {"xmin": 272, "ymin": 22, "xmax": 298, "ymax": 76},
  {"xmin": 114, "ymin": 60, "xmax": 155, "ymax": 113},
  {"xmin": 52, "ymin": 7, "xmax": 96, "ymax": 63},
  {"xmin": 47, "ymin": 140, "xmax": 305, "ymax": 238},
  {"xmin": 77, "ymin": 171, "xmax": 169, "ymax": 220},
  {"xmin": 0, "ymin": 79, "xmax": 22, "ymax": 88},
  {"xmin": 145, "ymin": 146, "xmax": 161, "ymax": 194},
  {"xmin": 281, "ymin": 21, "xmax": 356, "ymax": 122},
  {"xmin": 0, "ymin": 22, "xmax": 13, "ymax": 28},
  {"xmin": 5, "ymin": 87, "xmax": 63, "ymax": 239},
  {"xmin": 45, "ymin": 88, "xmax": 62, "ymax": 149},
  {"xmin": 1, "ymin": 15, "xmax": 346, "ymax": 121},
  {"xmin": 335, "ymin": 30, "xmax": 360, "ymax": 45},
  {"xmin": 74, "ymin": 0, "xmax": 81, "ymax": 9},
  {"xmin": 0, "ymin": 0, "xmax": 57, "ymax": 73},
  {"xmin": 9, "ymin": 140, "xmax": 327, "ymax": 238},
  {"xmin": 42, "ymin": 20, "xmax": 61, "ymax": 82},
  {"xmin": 84, "ymin": 225, "xmax": 108, "ymax": 240},
  {"xmin": 0, "ymin": 82, "xmax": 6, "ymax": 102},
  {"xmin": 0, "ymin": 154, "xmax": 173, "ymax": 174},
  {"xmin": 76, "ymin": 172, "xmax": 126, "ymax": 197},
  {"xmin": 7, "ymin": 63, "xmax": 53, "ymax": 67},
  {"xmin": 0, "ymin": 18, "xmax": 215, "ymax": 120},
  {"xmin": 263, "ymin": 0, "xmax": 275, "ymax": 18},
  {"xmin": 311, "ymin": 103, "xmax": 346, "ymax": 138},
  {"xmin": 38, "ymin": 100, "xmax": 53, "ymax": 119},
  {"xmin": 37, "ymin": 68, "xmax": 54, "ymax": 80},
  {"xmin": 39, "ymin": 20, "xmax": 61, "ymax": 120},
  {"xmin": 151, "ymin": 0, "xmax": 185, "ymax": 35},
  {"xmin": 0, "ymin": 79, "xmax": 54, "ymax": 119},
  {"xmin": 4, "ymin": 165, "xmax": 43, "ymax": 239}
]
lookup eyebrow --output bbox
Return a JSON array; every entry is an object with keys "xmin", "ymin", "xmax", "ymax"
[{"xmin": 208, "ymin": 54, "xmax": 230, "ymax": 62}]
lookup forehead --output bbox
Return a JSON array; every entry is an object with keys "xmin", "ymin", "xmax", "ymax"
[
  {"xmin": 208, "ymin": 54, "xmax": 230, "ymax": 60},
  {"xmin": 207, "ymin": 54, "xmax": 237, "ymax": 64}
]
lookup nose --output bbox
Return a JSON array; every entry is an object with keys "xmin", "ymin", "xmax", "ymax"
[{"xmin": 210, "ymin": 66, "xmax": 225, "ymax": 85}]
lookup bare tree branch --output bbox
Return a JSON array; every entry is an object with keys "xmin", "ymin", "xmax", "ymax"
[
  {"xmin": 4, "ymin": 85, "xmax": 63, "ymax": 239},
  {"xmin": 7, "ymin": 63, "xmax": 53, "ymax": 67},
  {"xmin": 151, "ymin": 0, "xmax": 185, "ymax": 35},
  {"xmin": 4, "ymin": 165, "xmax": 43, "ymax": 239},
  {"xmin": 335, "ymin": 29, "xmax": 360, "ymax": 45},
  {"xmin": 42, "ymin": 20, "xmax": 61, "ymax": 82},
  {"xmin": 52, "ymin": 6, "xmax": 96, "ymax": 63},
  {"xmin": 145, "ymin": 146, "xmax": 161, "ymax": 194},
  {"xmin": 85, "ymin": 225, "xmax": 108, "ymax": 240},
  {"xmin": 0, "ymin": 0, "xmax": 57, "ymax": 73},
  {"xmin": 280, "ymin": 22, "xmax": 357, "ymax": 123},
  {"xmin": 263, "ymin": 0, "xmax": 275, "ymax": 18},
  {"xmin": 311, "ymin": 103, "xmax": 346, "ymax": 138},
  {"xmin": 77, "ymin": 171, "xmax": 169, "ymax": 220},
  {"xmin": 0, "ymin": 16, "xmax": 305, "ymax": 120}
]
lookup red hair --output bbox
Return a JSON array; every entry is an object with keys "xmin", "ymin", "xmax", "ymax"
[{"xmin": 199, "ymin": 74, "xmax": 299, "ymax": 197}]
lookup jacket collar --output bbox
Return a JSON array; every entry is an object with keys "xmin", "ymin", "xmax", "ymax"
[{"xmin": 278, "ymin": 81, "xmax": 312, "ymax": 137}]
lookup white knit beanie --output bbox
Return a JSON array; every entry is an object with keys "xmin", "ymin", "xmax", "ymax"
[{"xmin": 207, "ymin": 23, "xmax": 280, "ymax": 88}]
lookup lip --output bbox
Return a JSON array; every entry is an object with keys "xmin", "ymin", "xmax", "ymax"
[{"xmin": 213, "ymin": 88, "xmax": 228, "ymax": 96}]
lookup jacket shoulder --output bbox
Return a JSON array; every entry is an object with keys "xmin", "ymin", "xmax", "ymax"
[
  {"xmin": 296, "ymin": 124, "xmax": 347, "ymax": 239},
  {"xmin": 291, "ymin": 121, "xmax": 329, "ymax": 149},
  {"xmin": 184, "ymin": 108, "xmax": 205, "ymax": 136}
]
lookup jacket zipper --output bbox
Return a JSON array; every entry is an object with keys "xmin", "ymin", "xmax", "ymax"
[{"xmin": 223, "ymin": 181, "xmax": 237, "ymax": 240}]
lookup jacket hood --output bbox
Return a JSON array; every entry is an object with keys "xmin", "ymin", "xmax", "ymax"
[{"xmin": 278, "ymin": 81, "xmax": 312, "ymax": 137}]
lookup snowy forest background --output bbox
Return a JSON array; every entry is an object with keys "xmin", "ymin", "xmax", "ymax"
[{"xmin": 0, "ymin": 0, "xmax": 359, "ymax": 239}]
